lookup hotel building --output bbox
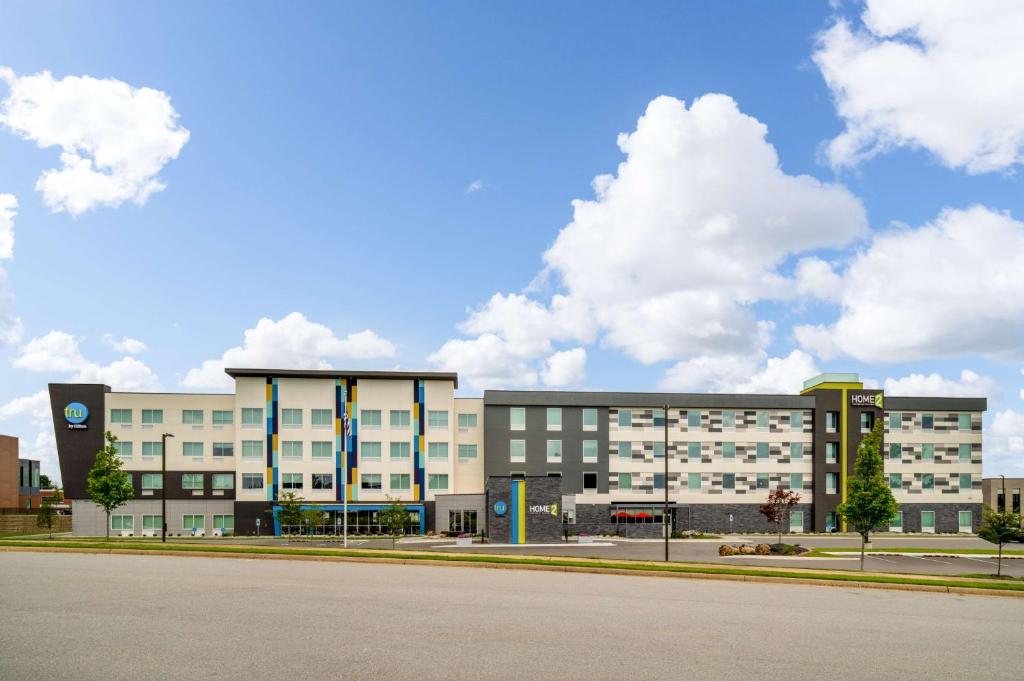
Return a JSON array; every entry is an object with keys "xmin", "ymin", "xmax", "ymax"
[{"xmin": 50, "ymin": 370, "xmax": 985, "ymax": 539}]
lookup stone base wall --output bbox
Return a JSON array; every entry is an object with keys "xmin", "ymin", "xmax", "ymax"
[
  {"xmin": 895, "ymin": 503, "xmax": 982, "ymax": 533},
  {"xmin": 0, "ymin": 514, "xmax": 71, "ymax": 534},
  {"xmin": 571, "ymin": 503, "xmax": 812, "ymax": 536}
]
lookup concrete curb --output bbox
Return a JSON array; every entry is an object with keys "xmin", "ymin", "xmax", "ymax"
[{"xmin": 3, "ymin": 544, "xmax": 1023, "ymax": 598}]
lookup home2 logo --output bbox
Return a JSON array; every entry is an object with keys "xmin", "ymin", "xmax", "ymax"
[
  {"xmin": 849, "ymin": 392, "xmax": 884, "ymax": 409},
  {"xmin": 64, "ymin": 402, "xmax": 89, "ymax": 430},
  {"xmin": 528, "ymin": 502, "xmax": 560, "ymax": 518}
]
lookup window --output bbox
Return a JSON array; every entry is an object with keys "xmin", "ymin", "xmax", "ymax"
[
  {"xmin": 281, "ymin": 441, "xmax": 303, "ymax": 459},
  {"xmin": 723, "ymin": 473, "xmax": 735, "ymax": 490},
  {"xmin": 688, "ymin": 473, "xmax": 701, "ymax": 490},
  {"xmin": 756, "ymin": 442, "xmax": 769, "ymax": 460},
  {"xmin": 922, "ymin": 473, "xmax": 934, "ymax": 490},
  {"xmin": 889, "ymin": 473, "xmax": 902, "ymax": 490},
  {"xmin": 546, "ymin": 440, "xmax": 562, "ymax": 462},
  {"xmin": 182, "ymin": 409, "xmax": 203, "ymax": 425},
  {"xmin": 652, "ymin": 409, "xmax": 665, "ymax": 428},
  {"xmin": 428, "ymin": 410, "xmax": 448, "ymax": 428},
  {"xmin": 390, "ymin": 442, "xmax": 410, "ymax": 460},
  {"xmin": 582, "ymin": 408, "xmax": 598, "ymax": 430},
  {"xmin": 458, "ymin": 444, "xmax": 478, "ymax": 460},
  {"xmin": 142, "ymin": 515, "xmax": 162, "ymax": 531},
  {"xmin": 241, "ymin": 407, "xmax": 263, "ymax": 426},
  {"xmin": 182, "ymin": 473, "xmax": 204, "ymax": 490},
  {"xmin": 722, "ymin": 442, "xmax": 736, "ymax": 459},
  {"xmin": 510, "ymin": 440, "xmax": 526, "ymax": 463},
  {"xmin": 213, "ymin": 515, "xmax": 234, "ymax": 532},
  {"xmin": 114, "ymin": 441, "xmax": 133, "ymax": 459},
  {"xmin": 428, "ymin": 442, "xmax": 448, "ymax": 460},
  {"xmin": 826, "ymin": 472, "xmax": 838, "ymax": 494},
  {"xmin": 111, "ymin": 515, "xmax": 133, "ymax": 531},
  {"xmin": 756, "ymin": 473, "xmax": 769, "ymax": 489},
  {"xmin": 921, "ymin": 510, "xmax": 935, "ymax": 532},
  {"xmin": 958, "ymin": 510, "xmax": 973, "ymax": 532},
  {"xmin": 688, "ymin": 442, "xmax": 701, "ymax": 460},
  {"xmin": 212, "ymin": 474, "xmax": 234, "ymax": 490},
  {"xmin": 141, "ymin": 409, "xmax": 163, "ymax": 425},
  {"xmin": 653, "ymin": 473, "xmax": 666, "ymax": 489},
  {"xmin": 860, "ymin": 411, "xmax": 874, "ymax": 433},
  {"xmin": 362, "ymin": 442, "xmax": 382, "ymax": 460},
  {"xmin": 312, "ymin": 441, "xmax": 333, "ymax": 459},
  {"xmin": 182, "ymin": 442, "xmax": 203, "ymax": 458},
  {"xmin": 282, "ymin": 473, "xmax": 303, "ymax": 490},
  {"xmin": 427, "ymin": 474, "xmax": 448, "ymax": 491},
  {"xmin": 687, "ymin": 411, "xmax": 701, "ymax": 428},
  {"xmin": 826, "ymin": 442, "xmax": 839, "ymax": 463},
  {"xmin": 312, "ymin": 473, "xmax": 333, "ymax": 490},
  {"xmin": 142, "ymin": 473, "xmax": 163, "ymax": 489},
  {"xmin": 281, "ymin": 408, "xmax": 303, "ymax": 426},
  {"xmin": 458, "ymin": 413, "xmax": 477, "ymax": 428},
  {"xmin": 242, "ymin": 473, "xmax": 264, "ymax": 490},
  {"xmin": 212, "ymin": 442, "xmax": 233, "ymax": 457},
  {"xmin": 653, "ymin": 442, "xmax": 665, "ymax": 459},
  {"xmin": 922, "ymin": 413, "xmax": 934, "ymax": 430},
  {"xmin": 212, "ymin": 410, "xmax": 233, "ymax": 425},
  {"xmin": 510, "ymin": 407, "xmax": 526, "ymax": 430},
  {"xmin": 922, "ymin": 443, "xmax": 934, "ymax": 461},
  {"xmin": 312, "ymin": 409, "xmax": 334, "ymax": 427},
  {"xmin": 826, "ymin": 411, "xmax": 839, "ymax": 433},
  {"xmin": 390, "ymin": 410, "xmax": 411, "ymax": 428},
  {"xmin": 790, "ymin": 473, "xmax": 803, "ymax": 490},
  {"xmin": 617, "ymin": 473, "xmax": 632, "ymax": 490},
  {"xmin": 242, "ymin": 440, "xmax": 262, "ymax": 458},
  {"xmin": 183, "ymin": 515, "xmax": 205, "ymax": 531},
  {"xmin": 142, "ymin": 442, "xmax": 163, "ymax": 457},
  {"xmin": 889, "ymin": 511, "xmax": 903, "ymax": 532},
  {"xmin": 958, "ymin": 413, "xmax": 972, "ymax": 431},
  {"xmin": 546, "ymin": 408, "xmax": 562, "ymax": 430},
  {"xmin": 959, "ymin": 473, "xmax": 972, "ymax": 490},
  {"xmin": 722, "ymin": 410, "xmax": 735, "ymax": 429},
  {"xmin": 791, "ymin": 411, "xmax": 804, "ymax": 429},
  {"xmin": 959, "ymin": 443, "xmax": 972, "ymax": 461},
  {"xmin": 618, "ymin": 442, "xmax": 632, "ymax": 461},
  {"xmin": 756, "ymin": 411, "xmax": 769, "ymax": 430},
  {"xmin": 110, "ymin": 408, "xmax": 132, "ymax": 424},
  {"xmin": 359, "ymin": 409, "xmax": 380, "ymax": 428},
  {"xmin": 582, "ymin": 440, "xmax": 598, "ymax": 462},
  {"xmin": 888, "ymin": 412, "xmax": 901, "ymax": 430},
  {"xmin": 583, "ymin": 472, "xmax": 598, "ymax": 491},
  {"xmin": 390, "ymin": 474, "xmax": 410, "ymax": 490},
  {"xmin": 789, "ymin": 442, "xmax": 803, "ymax": 460},
  {"xmin": 889, "ymin": 442, "xmax": 901, "ymax": 460},
  {"xmin": 617, "ymin": 409, "xmax": 632, "ymax": 428}
]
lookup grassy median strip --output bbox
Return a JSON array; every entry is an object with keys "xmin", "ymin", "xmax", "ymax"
[{"xmin": 3, "ymin": 539, "xmax": 1024, "ymax": 594}]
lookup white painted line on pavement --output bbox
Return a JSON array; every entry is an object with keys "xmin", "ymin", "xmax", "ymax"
[{"xmin": 964, "ymin": 556, "xmax": 998, "ymax": 566}]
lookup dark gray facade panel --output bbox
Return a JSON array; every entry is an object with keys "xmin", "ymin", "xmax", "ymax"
[
  {"xmin": 483, "ymin": 404, "xmax": 608, "ymax": 494},
  {"xmin": 486, "ymin": 476, "xmax": 562, "ymax": 543},
  {"xmin": 896, "ymin": 503, "xmax": 982, "ymax": 533},
  {"xmin": 885, "ymin": 396, "xmax": 987, "ymax": 411},
  {"xmin": 484, "ymin": 390, "xmax": 815, "ymax": 409},
  {"xmin": 570, "ymin": 503, "xmax": 813, "ymax": 536},
  {"xmin": 48, "ymin": 383, "xmax": 110, "ymax": 499}
]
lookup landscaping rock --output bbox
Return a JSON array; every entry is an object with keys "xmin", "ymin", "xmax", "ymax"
[
  {"xmin": 738, "ymin": 545, "xmax": 756, "ymax": 555},
  {"xmin": 755, "ymin": 543, "xmax": 771, "ymax": 555}
]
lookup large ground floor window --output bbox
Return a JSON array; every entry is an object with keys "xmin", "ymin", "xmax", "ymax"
[
  {"xmin": 449, "ymin": 510, "xmax": 478, "ymax": 534},
  {"xmin": 611, "ymin": 506, "xmax": 667, "ymax": 524},
  {"xmin": 281, "ymin": 509, "xmax": 422, "ymax": 536}
]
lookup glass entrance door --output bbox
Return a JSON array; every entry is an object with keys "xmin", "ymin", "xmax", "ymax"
[
  {"xmin": 958, "ymin": 510, "xmax": 972, "ymax": 533},
  {"xmin": 921, "ymin": 510, "xmax": 935, "ymax": 533}
]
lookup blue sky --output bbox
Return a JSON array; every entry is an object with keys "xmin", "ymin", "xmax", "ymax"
[{"xmin": 1, "ymin": 1, "xmax": 1023, "ymax": 480}]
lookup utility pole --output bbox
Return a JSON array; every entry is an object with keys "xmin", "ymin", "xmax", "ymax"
[
  {"xmin": 664, "ymin": 403, "xmax": 670, "ymax": 562},
  {"xmin": 160, "ymin": 432, "xmax": 174, "ymax": 543}
]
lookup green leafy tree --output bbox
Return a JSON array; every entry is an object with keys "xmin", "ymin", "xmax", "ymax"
[
  {"xmin": 979, "ymin": 506, "xmax": 1023, "ymax": 577},
  {"xmin": 301, "ymin": 508, "xmax": 326, "ymax": 536},
  {"xmin": 39, "ymin": 474, "xmax": 55, "ymax": 490},
  {"xmin": 380, "ymin": 496, "xmax": 411, "ymax": 549},
  {"xmin": 837, "ymin": 418, "xmax": 898, "ymax": 571},
  {"xmin": 86, "ymin": 431, "xmax": 134, "ymax": 540},
  {"xmin": 276, "ymin": 492, "xmax": 303, "ymax": 534},
  {"xmin": 36, "ymin": 495, "xmax": 57, "ymax": 538}
]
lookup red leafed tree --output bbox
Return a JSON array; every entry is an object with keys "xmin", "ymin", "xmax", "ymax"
[{"xmin": 759, "ymin": 487, "xmax": 801, "ymax": 545}]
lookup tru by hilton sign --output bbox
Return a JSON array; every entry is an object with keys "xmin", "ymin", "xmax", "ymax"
[{"xmin": 849, "ymin": 392, "xmax": 884, "ymax": 409}]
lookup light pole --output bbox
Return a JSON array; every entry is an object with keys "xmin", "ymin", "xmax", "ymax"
[
  {"xmin": 161, "ymin": 432, "xmax": 174, "ymax": 543},
  {"xmin": 663, "ymin": 403, "xmax": 670, "ymax": 562}
]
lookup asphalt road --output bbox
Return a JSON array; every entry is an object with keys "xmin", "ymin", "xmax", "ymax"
[{"xmin": 2, "ymin": 552, "xmax": 1022, "ymax": 681}]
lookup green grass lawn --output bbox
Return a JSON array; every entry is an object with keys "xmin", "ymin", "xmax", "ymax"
[{"xmin": 3, "ymin": 538, "xmax": 1024, "ymax": 594}]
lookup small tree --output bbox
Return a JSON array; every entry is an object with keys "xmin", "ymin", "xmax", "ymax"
[
  {"xmin": 36, "ymin": 495, "xmax": 57, "ymax": 539},
  {"xmin": 301, "ymin": 508, "xmax": 326, "ymax": 536},
  {"xmin": 837, "ymin": 418, "xmax": 898, "ymax": 571},
  {"xmin": 379, "ymin": 496, "xmax": 411, "ymax": 549},
  {"xmin": 39, "ymin": 474, "xmax": 55, "ymax": 490},
  {"xmin": 759, "ymin": 487, "xmax": 801, "ymax": 545},
  {"xmin": 276, "ymin": 492, "xmax": 303, "ymax": 534},
  {"xmin": 978, "ymin": 506, "xmax": 1023, "ymax": 577},
  {"xmin": 86, "ymin": 431, "xmax": 134, "ymax": 540}
]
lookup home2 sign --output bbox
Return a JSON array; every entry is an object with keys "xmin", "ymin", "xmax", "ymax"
[
  {"xmin": 849, "ymin": 392, "xmax": 883, "ymax": 409},
  {"xmin": 64, "ymin": 402, "xmax": 89, "ymax": 430}
]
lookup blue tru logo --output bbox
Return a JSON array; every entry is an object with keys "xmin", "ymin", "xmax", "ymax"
[
  {"xmin": 64, "ymin": 402, "xmax": 89, "ymax": 429},
  {"xmin": 493, "ymin": 500, "xmax": 508, "ymax": 516}
]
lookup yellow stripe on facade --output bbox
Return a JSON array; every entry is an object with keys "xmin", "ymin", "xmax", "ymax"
[
  {"xmin": 272, "ymin": 433, "xmax": 278, "ymax": 450},
  {"xmin": 413, "ymin": 483, "xmax": 420, "ymax": 499},
  {"xmin": 335, "ymin": 418, "xmax": 341, "ymax": 436},
  {"xmin": 413, "ymin": 402, "xmax": 419, "ymax": 420},
  {"xmin": 266, "ymin": 384, "xmax": 273, "ymax": 400},
  {"xmin": 266, "ymin": 467, "xmax": 272, "ymax": 482}
]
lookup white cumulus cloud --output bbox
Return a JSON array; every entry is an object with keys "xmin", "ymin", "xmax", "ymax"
[
  {"xmin": 987, "ymin": 409, "xmax": 1024, "ymax": 475},
  {"xmin": 796, "ymin": 206, "xmax": 1024, "ymax": 362},
  {"xmin": 102, "ymin": 334, "xmax": 147, "ymax": 355},
  {"xmin": 0, "ymin": 67, "xmax": 190, "ymax": 215},
  {"xmin": 182, "ymin": 312, "xmax": 397, "ymax": 390},
  {"xmin": 541, "ymin": 348, "xmax": 587, "ymax": 387},
  {"xmin": 12, "ymin": 330, "xmax": 86, "ymax": 372},
  {"xmin": 73, "ymin": 356, "xmax": 161, "ymax": 391},
  {"xmin": 0, "ymin": 389, "xmax": 51, "ymax": 424},
  {"xmin": 661, "ymin": 349, "xmax": 820, "ymax": 395},
  {"xmin": 814, "ymin": 1, "xmax": 1024, "ymax": 173},
  {"xmin": 882, "ymin": 370, "xmax": 998, "ymax": 398},
  {"xmin": 0, "ymin": 193, "xmax": 15, "ymax": 259}
]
